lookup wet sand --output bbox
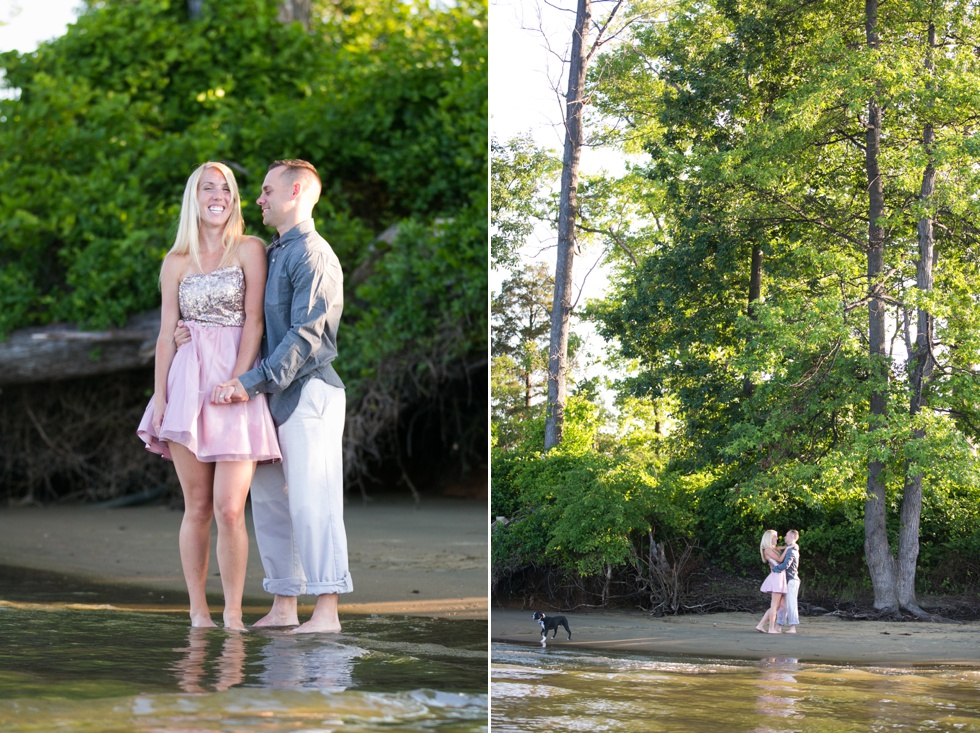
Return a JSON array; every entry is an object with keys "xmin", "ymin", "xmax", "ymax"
[
  {"xmin": 0, "ymin": 496, "xmax": 487, "ymax": 620},
  {"xmin": 492, "ymin": 607, "xmax": 980, "ymax": 665}
]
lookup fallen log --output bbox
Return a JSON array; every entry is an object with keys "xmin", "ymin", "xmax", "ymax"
[{"xmin": 0, "ymin": 311, "xmax": 159, "ymax": 386}]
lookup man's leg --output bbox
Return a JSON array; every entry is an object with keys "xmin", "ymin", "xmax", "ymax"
[
  {"xmin": 250, "ymin": 460, "xmax": 305, "ymax": 627},
  {"xmin": 277, "ymin": 381, "xmax": 352, "ymax": 633},
  {"xmin": 785, "ymin": 577, "xmax": 801, "ymax": 631}
]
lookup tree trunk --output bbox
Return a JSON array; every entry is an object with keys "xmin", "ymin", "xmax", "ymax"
[
  {"xmin": 0, "ymin": 312, "xmax": 158, "ymax": 386},
  {"xmin": 898, "ymin": 21, "xmax": 937, "ymax": 617},
  {"xmin": 743, "ymin": 242, "xmax": 764, "ymax": 398},
  {"xmin": 277, "ymin": 0, "xmax": 311, "ymax": 30},
  {"xmin": 862, "ymin": 0, "xmax": 900, "ymax": 614},
  {"xmin": 187, "ymin": 0, "xmax": 203, "ymax": 19},
  {"xmin": 544, "ymin": 0, "xmax": 591, "ymax": 451}
]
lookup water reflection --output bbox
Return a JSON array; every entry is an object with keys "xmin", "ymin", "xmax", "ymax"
[
  {"xmin": 171, "ymin": 628, "xmax": 247, "ymax": 693},
  {"xmin": 170, "ymin": 628, "xmax": 368, "ymax": 693},
  {"xmin": 491, "ymin": 642, "xmax": 980, "ymax": 733},
  {"xmin": 0, "ymin": 605, "xmax": 487, "ymax": 732},
  {"xmin": 753, "ymin": 657, "xmax": 800, "ymax": 730},
  {"xmin": 253, "ymin": 633, "xmax": 364, "ymax": 691}
]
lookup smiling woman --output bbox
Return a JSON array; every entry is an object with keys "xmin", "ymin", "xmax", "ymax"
[
  {"xmin": 0, "ymin": 0, "xmax": 487, "ymax": 507},
  {"xmin": 136, "ymin": 161, "xmax": 280, "ymax": 631}
]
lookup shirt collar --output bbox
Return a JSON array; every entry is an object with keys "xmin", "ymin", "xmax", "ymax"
[{"xmin": 270, "ymin": 219, "xmax": 315, "ymax": 249}]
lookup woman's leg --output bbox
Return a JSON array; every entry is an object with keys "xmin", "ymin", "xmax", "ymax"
[
  {"xmin": 212, "ymin": 460, "xmax": 256, "ymax": 631},
  {"xmin": 767, "ymin": 592, "xmax": 784, "ymax": 633},
  {"xmin": 756, "ymin": 608, "xmax": 770, "ymax": 632},
  {"xmin": 170, "ymin": 442, "xmax": 217, "ymax": 628}
]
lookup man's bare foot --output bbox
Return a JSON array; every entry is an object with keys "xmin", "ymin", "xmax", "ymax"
[
  {"xmin": 288, "ymin": 618, "xmax": 342, "ymax": 634},
  {"xmin": 252, "ymin": 610, "xmax": 299, "ymax": 627},
  {"xmin": 251, "ymin": 595, "xmax": 299, "ymax": 628},
  {"xmin": 785, "ymin": 628, "xmax": 797, "ymax": 634}
]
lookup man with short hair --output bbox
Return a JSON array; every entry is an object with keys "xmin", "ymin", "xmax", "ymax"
[
  {"xmin": 211, "ymin": 158, "xmax": 352, "ymax": 633},
  {"xmin": 773, "ymin": 530, "xmax": 801, "ymax": 633}
]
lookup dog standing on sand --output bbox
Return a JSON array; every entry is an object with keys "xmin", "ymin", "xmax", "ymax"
[{"xmin": 532, "ymin": 611, "xmax": 571, "ymax": 646}]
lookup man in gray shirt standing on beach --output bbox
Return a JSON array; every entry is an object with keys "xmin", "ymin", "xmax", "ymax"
[
  {"xmin": 211, "ymin": 158, "xmax": 352, "ymax": 634},
  {"xmin": 773, "ymin": 529, "xmax": 801, "ymax": 633}
]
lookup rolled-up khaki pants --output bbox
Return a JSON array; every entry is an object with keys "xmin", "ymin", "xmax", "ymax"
[{"xmin": 250, "ymin": 380, "xmax": 353, "ymax": 597}]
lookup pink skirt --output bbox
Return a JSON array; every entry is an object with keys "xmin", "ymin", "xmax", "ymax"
[
  {"xmin": 760, "ymin": 569, "xmax": 788, "ymax": 594},
  {"xmin": 137, "ymin": 322, "xmax": 281, "ymax": 463}
]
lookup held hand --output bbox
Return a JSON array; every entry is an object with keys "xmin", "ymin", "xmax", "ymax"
[
  {"xmin": 211, "ymin": 379, "xmax": 249, "ymax": 405},
  {"xmin": 174, "ymin": 320, "xmax": 191, "ymax": 348},
  {"xmin": 152, "ymin": 395, "xmax": 167, "ymax": 432}
]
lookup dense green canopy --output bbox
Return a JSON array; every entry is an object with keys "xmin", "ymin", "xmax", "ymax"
[
  {"xmin": 491, "ymin": 0, "xmax": 980, "ymax": 611},
  {"xmin": 0, "ymin": 0, "xmax": 488, "ymax": 489}
]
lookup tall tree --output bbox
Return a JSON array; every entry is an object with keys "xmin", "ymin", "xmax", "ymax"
[
  {"xmin": 492, "ymin": 263, "xmax": 555, "ymax": 410},
  {"xmin": 545, "ymin": 0, "xmax": 625, "ymax": 450},
  {"xmin": 590, "ymin": 0, "xmax": 980, "ymax": 605},
  {"xmin": 861, "ymin": 0, "xmax": 898, "ymax": 613}
]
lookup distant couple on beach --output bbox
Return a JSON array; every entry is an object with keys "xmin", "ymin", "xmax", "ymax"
[
  {"xmin": 137, "ymin": 159, "xmax": 352, "ymax": 633},
  {"xmin": 756, "ymin": 529, "xmax": 801, "ymax": 635}
]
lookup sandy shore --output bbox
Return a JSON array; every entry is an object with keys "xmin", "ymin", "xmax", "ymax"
[
  {"xmin": 492, "ymin": 608, "xmax": 980, "ymax": 665},
  {"xmin": 0, "ymin": 496, "xmax": 487, "ymax": 620}
]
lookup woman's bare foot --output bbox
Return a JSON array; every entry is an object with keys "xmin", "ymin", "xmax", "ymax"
[
  {"xmin": 755, "ymin": 626, "xmax": 766, "ymax": 633},
  {"xmin": 223, "ymin": 614, "xmax": 247, "ymax": 632},
  {"xmin": 766, "ymin": 630, "xmax": 781, "ymax": 634},
  {"xmin": 190, "ymin": 614, "xmax": 217, "ymax": 629}
]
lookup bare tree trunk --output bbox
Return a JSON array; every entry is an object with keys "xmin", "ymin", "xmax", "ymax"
[
  {"xmin": 187, "ymin": 0, "xmax": 203, "ymax": 19},
  {"xmin": 898, "ymin": 20, "xmax": 937, "ymax": 617},
  {"xmin": 277, "ymin": 0, "xmax": 311, "ymax": 30},
  {"xmin": 862, "ymin": 0, "xmax": 899, "ymax": 614},
  {"xmin": 743, "ymin": 242, "xmax": 764, "ymax": 398},
  {"xmin": 544, "ymin": 0, "xmax": 591, "ymax": 451}
]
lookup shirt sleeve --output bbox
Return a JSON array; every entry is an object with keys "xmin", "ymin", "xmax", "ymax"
[
  {"xmin": 239, "ymin": 247, "xmax": 342, "ymax": 397},
  {"xmin": 771, "ymin": 546, "xmax": 796, "ymax": 573}
]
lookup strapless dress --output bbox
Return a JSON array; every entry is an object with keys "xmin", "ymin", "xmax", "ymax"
[{"xmin": 137, "ymin": 266, "xmax": 281, "ymax": 463}]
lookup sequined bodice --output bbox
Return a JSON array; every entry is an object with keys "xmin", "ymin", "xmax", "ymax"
[{"xmin": 179, "ymin": 266, "xmax": 245, "ymax": 327}]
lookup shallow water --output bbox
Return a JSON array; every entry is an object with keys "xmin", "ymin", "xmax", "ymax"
[
  {"xmin": 491, "ymin": 643, "xmax": 980, "ymax": 732},
  {"xmin": 0, "ymin": 567, "xmax": 487, "ymax": 732}
]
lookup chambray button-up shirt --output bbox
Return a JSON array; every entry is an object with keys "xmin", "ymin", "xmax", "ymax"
[{"xmin": 238, "ymin": 219, "xmax": 345, "ymax": 426}]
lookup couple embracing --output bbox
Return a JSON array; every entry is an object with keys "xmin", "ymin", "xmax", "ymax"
[
  {"xmin": 756, "ymin": 529, "xmax": 801, "ymax": 635},
  {"xmin": 137, "ymin": 159, "xmax": 350, "ymax": 633}
]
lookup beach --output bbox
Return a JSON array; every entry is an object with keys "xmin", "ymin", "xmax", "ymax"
[
  {"xmin": 491, "ymin": 607, "xmax": 980, "ymax": 665},
  {"xmin": 0, "ymin": 495, "xmax": 487, "ymax": 620}
]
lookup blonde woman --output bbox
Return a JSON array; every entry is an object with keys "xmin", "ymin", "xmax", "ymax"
[
  {"xmin": 755, "ymin": 529, "xmax": 788, "ymax": 634},
  {"xmin": 138, "ymin": 162, "xmax": 281, "ymax": 631}
]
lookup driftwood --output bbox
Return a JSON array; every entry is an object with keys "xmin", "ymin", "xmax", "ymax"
[{"xmin": 0, "ymin": 312, "xmax": 159, "ymax": 386}]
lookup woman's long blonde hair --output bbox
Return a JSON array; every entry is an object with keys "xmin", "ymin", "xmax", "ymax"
[
  {"xmin": 169, "ymin": 161, "xmax": 246, "ymax": 273},
  {"xmin": 759, "ymin": 529, "xmax": 777, "ymax": 563}
]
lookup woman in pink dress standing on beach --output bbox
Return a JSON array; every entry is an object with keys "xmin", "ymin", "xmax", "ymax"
[
  {"xmin": 138, "ymin": 162, "xmax": 281, "ymax": 631},
  {"xmin": 755, "ymin": 529, "xmax": 789, "ymax": 634}
]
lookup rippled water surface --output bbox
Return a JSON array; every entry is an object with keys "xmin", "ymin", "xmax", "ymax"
[
  {"xmin": 0, "ymin": 568, "xmax": 487, "ymax": 732},
  {"xmin": 492, "ymin": 643, "xmax": 980, "ymax": 732}
]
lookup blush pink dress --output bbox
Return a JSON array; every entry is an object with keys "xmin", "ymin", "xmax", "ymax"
[
  {"xmin": 760, "ymin": 558, "xmax": 788, "ymax": 594},
  {"xmin": 137, "ymin": 266, "xmax": 281, "ymax": 463}
]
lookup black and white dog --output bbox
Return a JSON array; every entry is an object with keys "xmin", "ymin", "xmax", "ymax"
[{"xmin": 532, "ymin": 611, "xmax": 571, "ymax": 646}]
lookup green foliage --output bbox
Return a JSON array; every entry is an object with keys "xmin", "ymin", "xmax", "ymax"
[
  {"xmin": 494, "ymin": 0, "xmax": 980, "ymax": 603},
  {"xmin": 492, "ymin": 395, "xmax": 696, "ymax": 581},
  {"xmin": 490, "ymin": 134, "xmax": 560, "ymax": 269},
  {"xmin": 0, "ymin": 0, "xmax": 488, "ymax": 395}
]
